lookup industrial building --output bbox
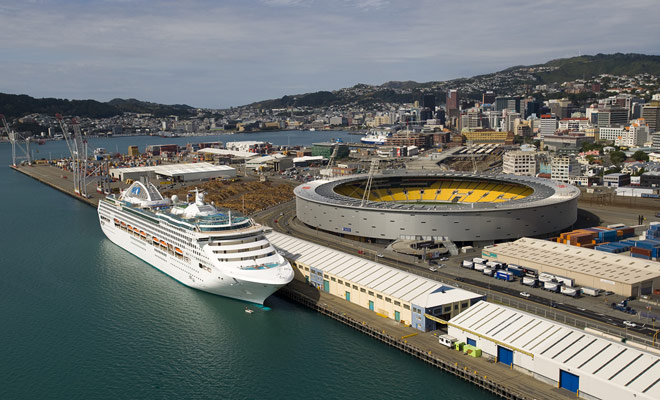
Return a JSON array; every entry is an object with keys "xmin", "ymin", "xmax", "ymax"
[
  {"xmin": 448, "ymin": 302, "xmax": 660, "ymax": 400},
  {"xmin": 265, "ymin": 230, "xmax": 485, "ymax": 331},
  {"xmin": 295, "ymin": 172, "xmax": 580, "ymax": 244},
  {"xmin": 196, "ymin": 147, "xmax": 259, "ymax": 160},
  {"xmin": 109, "ymin": 162, "xmax": 236, "ymax": 183},
  {"xmin": 482, "ymin": 237, "xmax": 660, "ymax": 296}
]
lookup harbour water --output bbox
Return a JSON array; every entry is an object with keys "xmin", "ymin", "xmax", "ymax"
[{"xmin": 0, "ymin": 131, "xmax": 494, "ymax": 399}]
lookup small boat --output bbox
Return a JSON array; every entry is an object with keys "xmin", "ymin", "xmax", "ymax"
[{"xmin": 244, "ymin": 307, "xmax": 254, "ymax": 314}]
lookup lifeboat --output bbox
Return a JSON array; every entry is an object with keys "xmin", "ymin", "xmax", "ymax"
[
  {"xmin": 175, "ymin": 247, "xmax": 183, "ymax": 255},
  {"xmin": 127, "ymin": 225, "xmax": 132, "ymax": 231},
  {"xmin": 160, "ymin": 240, "xmax": 167, "ymax": 247},
  {"xmin": 152, "ymin": 237, "xmax": 159, "ymax": 244},
  {"xmin": 140, "ymin": 231, "xmax": 147, "ymax": 238},
  {"xmin": 133, "ymin": 227, "xmax": 139, "ymax": 234},
  {"xmin": 114, "ymin": 218, "xmax": 119, "ymax": 224},
  {"xmin": 120, "ymin": 221, "xmax": 126, "ymax": 227}
]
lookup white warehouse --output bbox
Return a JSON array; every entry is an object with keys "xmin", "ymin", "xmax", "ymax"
[{"xmin": 448, "ymin": 302, "xmax": 660, "ymax": 400}]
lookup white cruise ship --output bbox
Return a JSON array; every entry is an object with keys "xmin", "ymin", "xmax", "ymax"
[
  {"xmin": 97, "ymin": 181, "xmax": 294, "ymax": 304},
  {"xmin": 360, "ymin": 129, "xmax": 391, "ymax": 145}
]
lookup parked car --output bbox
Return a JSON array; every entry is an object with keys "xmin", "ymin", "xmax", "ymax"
[
  {"xmin": 428, "ymin": 266, "xmax": 438, "ymax": 272},
  {"xmin": 623, "ymin": 321, "xmax": 636, "ymax": 328},
  {"xmin": 519, "ymin": 292, "xmax": 531, "ymax": 298}
]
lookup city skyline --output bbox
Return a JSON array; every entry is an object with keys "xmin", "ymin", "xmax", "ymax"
[{"xmin": 1, "ymin": 0, "xmax": 659, "ymax": 109}]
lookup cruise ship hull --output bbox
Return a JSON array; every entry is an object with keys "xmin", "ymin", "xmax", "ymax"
[{"xmin": 99, "ymin": 215, "xmax": 288, "ymax": 305}]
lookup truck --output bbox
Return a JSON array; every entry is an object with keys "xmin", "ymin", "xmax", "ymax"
[
  {"xmin": 482, "ymin": 268, "xmax": 494, "ymax": 277},
  {"xmin": 538, "ymin": 273, "xmax": 555, "ymax": 283},
  {"xmin": 522, "ymin": 276, "xmax": 538, "ymax": 287},
  {"xmin": 438, "ymin": 334, "xmax": 458, "ymax": 348},
  {"xmin": 474, "ymin": 263, "xmax": 487, "ymax": 272},
  {"xmin": 581, "ymin": 287, "xmax": 601, "ymax": 297},
  {"xmin": 472, "ymin": 257, "xmax": 488, "ymax": 265},
  {"xmin": 506, "ymin": 264, "xmax": 524, "ymax": 277},
  {"xmin": 560, "ymin": 286, "xmax": 578, "ymax": 297},
  {"xmin": 555, "ymin": 275, "xmax": 575, "ymax": 288},
  {"xmin": 495, "ymin": 270, "xmax": 513, "ymax": 282},
  {"xmin": 486, "ymin": 261, "xmax": 504, "ymax": 270},
  {"xmin": 543, "ymin": 281, "xmax": 560, "ymax": 292},
  {"xmin": 461, "ymin": 260, "xmax": 474, "ymax": 269}
]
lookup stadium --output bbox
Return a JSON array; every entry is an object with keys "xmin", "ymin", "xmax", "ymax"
[{"xmin": 294, "ymin": 171, "xmax": 580, "ymax": 245}]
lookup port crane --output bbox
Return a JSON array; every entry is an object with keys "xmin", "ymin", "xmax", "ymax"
[
  {"xmin": 1, "ymin": 114, "xmax": 32, "ymax": 167},
  {"xmin": 56, "ymin": 114, "xmax": 89, "ymax": 197}
]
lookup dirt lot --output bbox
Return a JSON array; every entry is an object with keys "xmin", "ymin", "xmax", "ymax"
[{"xmin": 163, "ymin": 179, "xmax": 295, "ymax": 215}]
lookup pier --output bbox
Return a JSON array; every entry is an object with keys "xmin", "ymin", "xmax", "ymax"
[
  {"xmin": 278, "ymin": 280, "xmax": 569, "ymax": 400},
  {"xmin": 12, "ymin": 163, "xmax": 572, "ymax": 400}
]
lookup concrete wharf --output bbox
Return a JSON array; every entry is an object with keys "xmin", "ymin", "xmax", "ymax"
[{"xmin": 11, "ymin": 163, "xmax": 574, "ymax": 399}]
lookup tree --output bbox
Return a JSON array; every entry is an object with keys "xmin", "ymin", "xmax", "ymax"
[
  {"xmin": 609, "ymin": 150, "xmax": 627, "ymax": 165},
  {"xmin": 632, "ymin": 150, "xmax": 649, "ymax": 162}
]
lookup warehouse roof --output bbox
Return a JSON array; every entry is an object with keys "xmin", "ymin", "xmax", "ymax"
[
  {"xmin": 110, "ymin": 162, "xmax": 235, "ymax": 177},
  {"xmin": 265, "ymin": 230, "xmax": 481, "ymax": 307},
  {"xmin": 450, "ymin": 302, "xmax": 660, "ymax": 399},
  {"xmin": 486, "ymin": 237, "xmax": 660, "ymax": 284},
  {"xmin": 197, "ymin": 148, "xmax": 258, "ymax": 158}
]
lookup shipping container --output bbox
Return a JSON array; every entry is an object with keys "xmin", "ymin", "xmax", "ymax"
[
  {"xmin": 543, "ymin": 281, "xmax": 560, "ymax": 292},
  {"xmin": 461, "ymin": 260, "xmax": 474, "ymax": 269},
  {"xmin": 486, "ymin": 261, "xmax": 503, "ymax": 269},
  {"xmin": 555, "ymin": 275, "xmax": 575, "ymax": 288},
  {"xmin": 522, "ymin": 267, "xmax": 538, "ymax": 277},
  {"xmin": 474, "ymin": 263, "xmax": 487, "ymax": 272},
  {"xmin": 538, "ymin": 273, "xmax": 555, "ymax": 283},
  {"xmin": 506, "ymin": 265, "xmax": 524, "ymax": 277},
  {"xmin": 560, "ymin": 286, "xmax": 578, "ymax": 297},
  {"xmin": 495, "ymin": 271, "xmax": 513, "ymax": 282},
  {"xmin": 472, "ymin": 257, "xmax": 488, "ymax": 264},
  {"xmin": 482, "ymin": 268, "xmax": 494, "ymax": 277},
  {"xmin": 581, "ymin": 287, "xmax": 601, "ymax": 297}
]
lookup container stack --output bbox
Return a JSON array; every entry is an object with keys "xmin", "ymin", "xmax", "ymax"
[
  {"xmin": 556, "ymin": 226, "xmax": 636, "ymax": 251},
  {"xmin": 628, "ymin": 239, "xmax": 660, "ymax": 260}
]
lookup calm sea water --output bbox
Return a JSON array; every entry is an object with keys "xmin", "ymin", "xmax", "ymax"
[{"xmin": 0, "ymin": 131, "xmax": 494, "ymax": 399}]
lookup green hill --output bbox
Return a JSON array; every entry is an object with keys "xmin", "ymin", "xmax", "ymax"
[
  {"xmin": 0, "ymin": 93, "xmax": 194, "ymax": 119},
  {"xmin": 249, "ymin": 53, "xmax": 660, "ymax": 108},
  {"xmin": 531, "ymin": 53, "xmax": 660, "ymax": 83}
]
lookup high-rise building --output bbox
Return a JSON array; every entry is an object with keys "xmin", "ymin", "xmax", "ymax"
[
  {"xmin": 495, "ymin": 96, "xmax": 521, "ymax": 113},
  {"xmin": 551, "ymin": 155, "xmax": 581, "ymax": 182},
  {"xmin": 641, "ymin": 101, "xmax": 660, "ymax": 132},
  {"xmin": 597, "ymin": 106, "xmax": 629, "ymax": 128},
  {"xmin": 446, "ymin": 90, "xmax": 459, "ymax": 111},
  {"xmin": 599, "ymin": 119, "xmax": 649, "ymax": 147},
  {"xmin": 539, "ymin": 114, "xmax": 558, "ymax": 139},
  {"xmin": 502, "ymin": 151, "xmax": 538, "ymax": 176},
  {"xmin": 423, "ymin": 94, "xmax": 436, "ymax": 112},
  {"xmin": 482, "ymin": 91, "xmax": 496, "ymax": 105}
]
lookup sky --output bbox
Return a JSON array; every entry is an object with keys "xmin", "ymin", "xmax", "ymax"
[{"xmin": 1, "ymin": 0, "xmax": 659, "ymax": 109}]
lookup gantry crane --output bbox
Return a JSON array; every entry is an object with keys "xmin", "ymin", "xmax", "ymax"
[
  {"xmin": 56, "ymin": 114, "xmax": 89, "ymax": 197},
  {"xmin": 1, "ymin": 114, "xmax": 31, "ymax": 166}
]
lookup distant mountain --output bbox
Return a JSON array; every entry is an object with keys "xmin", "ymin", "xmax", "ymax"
[
  {"xmin": 249, "ymin": 53, "xmax": 660, "ymax": 109},
  {"xmin": 0, "ymin": 93, "xmax": 194, "ymax": 119}
]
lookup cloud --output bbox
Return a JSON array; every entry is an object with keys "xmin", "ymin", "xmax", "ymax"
[{"xmin": 0, "ymin": 0, "xmax": 658, "ymax": 108}]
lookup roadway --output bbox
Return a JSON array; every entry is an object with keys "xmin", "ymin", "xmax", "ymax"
[{"xmin": 254, "ymin": 200, "xmax": 660, "ymax": 346}]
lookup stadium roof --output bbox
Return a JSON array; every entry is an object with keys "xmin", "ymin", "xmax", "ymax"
[{"xmin": 295, "ymin": 171, "xmax": 580, "ymax": 212}]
